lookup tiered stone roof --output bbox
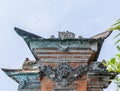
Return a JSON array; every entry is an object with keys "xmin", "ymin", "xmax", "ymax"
[{"xmin": 2, "ymin": 27, "xmax": 115, "ymax": 91}]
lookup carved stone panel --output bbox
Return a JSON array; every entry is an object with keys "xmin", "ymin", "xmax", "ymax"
[
  {"xmin": 40, "ymin": 62, "xmax": 87, "ymax": 87},
  {"xmin": 58, "ymin": 31, "xmax": 75, "ymax": 39}
]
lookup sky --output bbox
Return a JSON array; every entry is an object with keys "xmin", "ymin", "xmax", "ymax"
[{"xmin": 0, "ymin": 0, "xmax": 120, "ymax": 91}]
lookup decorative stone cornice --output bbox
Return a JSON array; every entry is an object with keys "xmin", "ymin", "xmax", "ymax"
[{"xmin": 1, "ymin": 68, "xmax": 40, "ymax": 91}]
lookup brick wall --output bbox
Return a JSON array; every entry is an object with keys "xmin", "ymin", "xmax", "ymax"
[
  {"xmin": 39, "ymin": 46, "xmax": 90, "ymax": 91},
  {"xmin": 41, "ymin": 76, "xmax": 87, "ymax": 91}
]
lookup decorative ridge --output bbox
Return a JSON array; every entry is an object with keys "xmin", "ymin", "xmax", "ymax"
[
  {"xmin": 14, "ymin": 27, "xmax": 112, "ymax": 40},
  {"xmin": 91, "ymin": 30, "xmax": 112, "ymax": 39},
  {"xmin": 14, "ymin": 27, "xmax": 44, "ymax": 60},
  {"xmin": 14, "ymin": 27, "xmax": 44, "ymax": 39}
]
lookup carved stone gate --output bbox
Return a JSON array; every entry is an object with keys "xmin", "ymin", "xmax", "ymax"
[{"xmin": 2, "ymin": 27, "xmax": 116, "ymax": 91}]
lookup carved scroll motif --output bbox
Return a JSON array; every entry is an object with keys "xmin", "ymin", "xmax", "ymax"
[{"xmin": 40, "ymin": 62, "xmax": 87, "ymax": 87}]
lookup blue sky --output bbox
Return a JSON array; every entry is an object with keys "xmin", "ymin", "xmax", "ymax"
[{"xmin": 0, "ymin": 0, "xmax": 120, "ymax": 91}]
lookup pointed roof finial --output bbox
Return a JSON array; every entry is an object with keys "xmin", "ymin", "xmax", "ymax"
[{"xmin": 14, "ymin": 27, "xmax": 44, "ymax": 39}]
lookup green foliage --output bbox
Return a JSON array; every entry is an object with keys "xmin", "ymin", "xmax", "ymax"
[
  {"xmin": 104, "ymin": 19, "xmax": 120, "ymax": 73},
  {"xmin": 117, "ymin": 46, "xmax": 120, "ymax": 51},
  {"xmin": 103, "ymin": 56, "xmax": 120, "ymax": 73},
  {"xmin": 111, "ymin": 76, "xmax": 120, "ymax": 88},
  {"xmin": 109, "ymin": 19, "xmax": 120, "ymax": 31},
  {"xmin": 108, "ymin": 19, "xmax": 120, "ymax": 45},
  {"xmin": 103, "ymin": 19, "xmax": 120, "ymax": 90},
  {"xmin": 115, "ymin": 39, "xmax": 120, "ymax": 45}
]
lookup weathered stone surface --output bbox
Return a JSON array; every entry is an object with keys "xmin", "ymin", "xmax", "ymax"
[
  {"xmin": 22, "ymin": 58, "xmax": 40, "ymax": 70},
  {"xmin": 58, "ymin": 31, "xmax": 75, "ymax": 39},
  {"xmin": 40, "ymin": 62, "xmax": 87, "ymax": 87},
  {"xmin": 2, "ymin": 68, "xmax": 40, "ymax": 91},
  {"xmin": 88, "ymin": 62, "xmax": 108, "ymax": 75}
]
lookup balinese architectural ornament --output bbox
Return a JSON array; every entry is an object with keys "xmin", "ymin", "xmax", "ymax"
[
  {"xmin": 88, "ymin": 62, "xmax": 108, "ymax": 75},
  {"xmin": 2, "ymin": 27, "xmax": 117, "ymax": 91},
  {"xmin": 22, "ymin": 58, "xmax": 39, "ymax": 70},
  {"xmin": 40, "ymin": 62, "xmax": 87, "ymax": 87},
  {"xmin": 58, "ymin": 31, "xmax": 75, "ymax": 39}
]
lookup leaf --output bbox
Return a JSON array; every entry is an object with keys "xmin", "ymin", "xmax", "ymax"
[
  {"xmin": 115, "ymin": 76, "xmax": 119, "ymax": 81},
  {"xmin": 112, "ymin": 65, "xmax": 117, "ymax": 71},
  {"xmin": 117, "ymin": 46, "xmax": 120, "ymax": 51},
  {"xmin": 102, "ymin": 62, "xmax": 107, "ymax": 66},
  {"xmin": 110, "ymin": 58, "xmax": 116, "ymax": 65},
  {"xmin": 112, "ymin": 21, "xmax": 120, "ymax": 26},
  {"xmin": 108, "ymin": 28, "xmax": 116, "ymax": 31},
  {"xmin": 116, "ymin": 62, "xmax": 120, "ymax": 68},
  {"xmin": 113, "ymin": 33, "xmax": 120, "ymax": 39},
  {"xmin": 102, "ymin": 60, "xmax": 108, "ymax": 66},
  {"xmin": 115, "ymin": 39, "xmax": 120, "ymax": 44},
  {"xmin": 112, "ymin": 18, "xmax": 120, "ymax": 26},
  {"xmin": 107, "ymin": 65, "xmax": 112, "ymax": 72},
  {"xmin": 116, "ymin": 53, "xmax": 120, "ymax": 57},
  {"xmin": 108, "ymin": 18, "xmax": 120, "ymax": 31},
  {"xmin": 117, "ymin": 67, "xmax": 120, "ymax": 73},
  {"xmin": 115, "ymin": 25, "xmax": 120, "ymax": 30},
  {"xmin": 109, "ymin": 25, "xmax": 120, "ymax": 31}
]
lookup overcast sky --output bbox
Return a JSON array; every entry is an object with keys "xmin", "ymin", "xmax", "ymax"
[{"xmin": 0, "ymin": 0, "xmax": 120, "ymax": 91}]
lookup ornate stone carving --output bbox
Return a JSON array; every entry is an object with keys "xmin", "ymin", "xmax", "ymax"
[
  {"xmin": 22, "ymin": 58, "xmax": 40, "ymax": 70},
  {"xmin": 40, "ymin": 62, "xmax": 87, "ymax": 87},
  {"xmin": 58, "ymin": 31, "xmax": 75, "ymax": 39},
  {"xmin": 88, "ymin": 62, "xmax": 108, "ymax": 75},
  {"xmin": 39, "ymin": 62, "xmax": 110, "ymax": 87}
]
